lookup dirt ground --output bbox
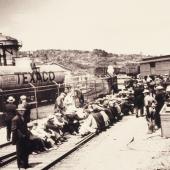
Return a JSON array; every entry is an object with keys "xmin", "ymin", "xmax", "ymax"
[
  {"xmin": 52, "ymin": 115, "xmax": 170, "ymax": 170},
  {"xmin": 31, "ymin": 105, "xmax": 170, "ymax": 170}
]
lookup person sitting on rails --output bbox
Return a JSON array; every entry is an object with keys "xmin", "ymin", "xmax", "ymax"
[
  {"xmin": 98, "ymin": 99, "xmax": 115, "ymax": 125},
  {"xmin": 51, "ymin": 112, "xmax": 68, "ymax": 142},
  {"xmin": 121, "ymin": 97, "xmax": 133, "ymax": 116},
  {"xmin": 112, "ymin": 99, "xmax": 123, "ymax": 121},
  {"xmin": 4, "ymin": 96, "xmax": 17, "ymax": 141},
  {"xmin": 54, "ymin": 92, "xmax": 66, "ymax": 114},
  {"xmin": 29, "ymin": 122, "xmax": 55, "ymax": 149},
  {"xmin": 27, "ymin": 122, "xmax": 49, "ymax": 154},
  {"xmin": 91, "ymin": 102, "xmax": 110, "ymax": 128},
  {"xmin": 45, "ymin": 114, "xmax": 67, "ymax": 144},
  {"xmin": 89, "ymin": 103, "xmax": 105, "ymax": 132},
  {"xmin": 62, "ymin": 88, "xmax": 80, "ymax": 135},
  {"xmin": 20, "ymin": 95, "xmax": 32, "ymax": 123},
  {"xmin": 79, "ymin": 105, "xmax": 98, "ymax": 136}
]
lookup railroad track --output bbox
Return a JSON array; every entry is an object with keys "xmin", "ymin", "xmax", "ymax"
[
  {"xmin": 0, "ymin": 151, "xmax": 17, "ymax": 167},
  {"xmin": 0, "ymin": 133, "xmax": 96, "ymax": 169},
  {"xmin": 41, "ymin": 133, "xmax": 96, "ymax": 170},
  {"xmin": 0, "ymin": 141, "xmax": 12, "ymax": 148}
]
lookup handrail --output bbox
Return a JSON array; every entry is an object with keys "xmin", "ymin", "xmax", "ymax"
[
  {"xmin": 29, "ymin": 83, "xmax": 39, "ymax": 120},
  {"xmin": 1, "ymin": 83, "xmax": 61, "ymax": 92},
  {"xmin": 52, "ymin": 81, "xmax": 60, "ymax": 95}
]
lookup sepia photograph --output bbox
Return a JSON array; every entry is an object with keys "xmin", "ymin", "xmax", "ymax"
[{"xmin": 0, "ymin": 0, "xmax": 170, "ymax": 169}]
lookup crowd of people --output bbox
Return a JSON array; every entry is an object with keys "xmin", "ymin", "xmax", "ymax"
[
  {"xmin": 126, "ymin": 74, "xmax": 170, "ymax": 133},
  {"xmin": 2, "ymin": 74, "xmax": 170, "ymax": 169}
]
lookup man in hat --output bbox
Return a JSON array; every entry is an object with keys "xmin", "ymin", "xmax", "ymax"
[
  {"xmin": 4, "ymin": 96, "xmax": 17, "ymax": 141},
  {"xmin": 11, "ymin": 104, "xmax": 30, "ymax": 169},
  {"xmin": 133, "ymin": 83, "xmax": 144, "ymax": 117},
  {"xmin": 144, "ymin": 89, "xmax": 156, "ymax": 114},
  {"xmin": 74, "ymin": 85, "xmax": 84, "ymax": 108},
  {"xmin": 20, "ymin": 95, "xmax": 32, "ymax": 123},
  {"xmin": 155, "ymin": 86, "xmax": 165, "ymax": 129},
  {"xmin": 54, "ymin": 92, "xmax": 66, "ymax": 114}
]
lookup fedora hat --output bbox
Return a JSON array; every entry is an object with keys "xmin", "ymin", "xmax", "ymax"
[
  {"xmin": 7, "ymin": 96, "xmax": 15, "ymax": 103},
  {"xmin": 143, "ymin": 89, "xmax": 149, "ymax": 93},
  {"xmin": 16, "ymin": 104, "xmax": 26, "ymax": 111},
  {"xmin": 20, "ymin": 95, "xmax": 27, "ymax": 100},
  {"xmin": 156, "ymin": 86, "xmax": 163, "ymax": 90}
]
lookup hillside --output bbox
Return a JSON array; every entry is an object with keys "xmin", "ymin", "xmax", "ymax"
[{"xmin": 19, "ymin": 49, "xmax": 151, "ymax": 74}]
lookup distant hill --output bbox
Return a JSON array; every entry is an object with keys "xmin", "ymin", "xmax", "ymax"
[{"xmin": 19, "ymin": 49, "xmax": 152, "ymax": 74}]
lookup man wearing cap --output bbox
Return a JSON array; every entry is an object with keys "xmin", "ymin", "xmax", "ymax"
[
  {"xmin": 74, "ymin": 86, "xmax": 84, "ymax": 108},
  {"xmin": 133, "ymin": 83, "xmax": 144, "ymax": 117},
  {"xmin": 143, "ymin": 89, "xmax": 157, "ymax": 132},
  {"xmin": 4, "ymin": 96, "xmax": 17, "ymax": 141},
  {"xmin": 144, "ymin": 89, "xmax": 156, "ymax": 115},
  {"xmin": 11, "ymin": 104, "xmax": 30, "ymax": 169},
  {"xmin": 20, "ymin": 95, "xmax": 32, "ymax": 123},
  {"xmin": 54, "ymin": 92, "xmax": 66, "ymax": 114}
]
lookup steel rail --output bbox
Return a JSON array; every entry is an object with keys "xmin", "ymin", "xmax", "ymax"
[{"xmin": 41, "ymin": 133, "xmax": 96, "ymax": 170}]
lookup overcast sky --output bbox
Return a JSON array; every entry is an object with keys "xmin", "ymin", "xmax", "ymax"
[{"xmin": 0, "ymin": 0, "xmax": 170, "ymax": 55}]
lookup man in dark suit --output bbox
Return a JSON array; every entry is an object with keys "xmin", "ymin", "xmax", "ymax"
[
  {"xmin": 11, "ymin": 104, "xmax": 30, "ymax": 169},
  {"xmin": 4, "ymin": 96, "xmax": 17, "ymax": 141}
]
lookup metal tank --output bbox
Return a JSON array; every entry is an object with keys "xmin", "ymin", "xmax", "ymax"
[{"xmin": 0, "ymin": 71, "xmax": 65, "ymax": 90}]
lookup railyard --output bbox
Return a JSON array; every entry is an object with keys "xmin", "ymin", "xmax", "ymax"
[
  {"xmin": 0, "ymin": 1, "xmax": 170, "ymax": 170},
  {"xmin": 1, "ymin": 107, "xmax": 170, "ymax": 170}
]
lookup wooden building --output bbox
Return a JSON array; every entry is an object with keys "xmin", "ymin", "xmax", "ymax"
[
  {"xmin": 0, "ymin": 33, "xmax": 22, "ymax": 66},
  {"xmin": 140, "ymin": 55, "xmax": 170, "ymax": 76}
]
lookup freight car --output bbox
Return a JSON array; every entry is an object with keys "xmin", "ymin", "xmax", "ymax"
[
  {"xmin": 66, "ymin": 74, "xmax": 117, "ymax": 102},
  {"xmin": 94, "ymin": 66, "xmax": 118, "ymax": 92}
]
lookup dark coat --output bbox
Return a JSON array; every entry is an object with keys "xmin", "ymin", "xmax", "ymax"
[
  {"xmin": 4, "ymin": 103, "xmax": 17, "ymax": 121},
  {"xmin": 134, "ymin": 87, "xmax": 144, "ymax": 107},
  {"xmin": 155, "ymin": 92, "xmax": 165, "ymax": 108},
  {"xmin": 104, "ymin": 108, "xmax": 115, "ymax": 123},
  {"xmin": 23, "ymin": 103, "xmax": 32, "ymax": 123},
  {"xmin": 11, "ymin": 115, "xmax": 30, "ymax": 168},
  {"xmin": 11, "ymin": 115, "xmax": 29, "ymax": 145},
  {"xmin": 92, "ymin": 112, "xmax": 105, "ymax": 131}
]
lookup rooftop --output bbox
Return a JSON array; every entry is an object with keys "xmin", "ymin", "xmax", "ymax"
[{"xmin": 141, "ymin": 55, "xmax": 170, "ymax": 64}]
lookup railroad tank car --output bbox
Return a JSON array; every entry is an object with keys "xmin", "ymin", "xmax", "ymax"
[
  {"xmin": 0, "ymin": 71, "xmax": 65, "ymax": 111},
  {"xmin": 0, "ymin": 71, "xmax": 64, "ymax": 89}
]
